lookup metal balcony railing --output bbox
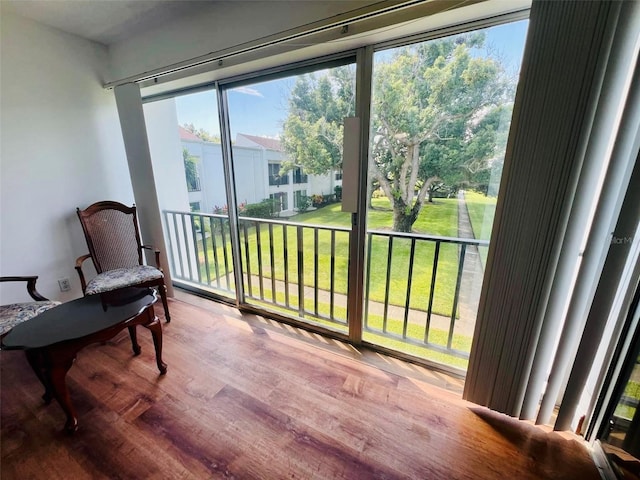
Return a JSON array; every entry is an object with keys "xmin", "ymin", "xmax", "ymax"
[
  {"xmin": 187, "ymin": 177, "xmax": 201, "ymax": 192},
  {"xmin": 163, "ymin": 210, "xmax": 488, "ymax": 365},
  {"xmin": 293, "ymin": 172, "xmax": 308, "ymax": 184},
  {"xmin": 268, "ymin": 175, "xmax": 289, "ymax": 186},
  {"xmin": 364, "ymin": 230, "xmax": 488, "ymax": 360}
]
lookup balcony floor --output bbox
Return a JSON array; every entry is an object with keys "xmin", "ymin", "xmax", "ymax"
[{"xmin": 1, "ymin": 292, "xmax": 599, "ymax": 479}]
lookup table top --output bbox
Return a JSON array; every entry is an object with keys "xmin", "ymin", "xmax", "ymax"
[{"xmin": 1, "ymin": 288, "xmax": 157, "ymax": 350}]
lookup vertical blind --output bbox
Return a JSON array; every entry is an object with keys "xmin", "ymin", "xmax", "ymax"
[
  {"xmin": 464, "ymin": 0, "xmax": 639, "ymax": 430},
  {"xmin": 538, "ymin": 14, "xmax": 640, "ymax": 429}
]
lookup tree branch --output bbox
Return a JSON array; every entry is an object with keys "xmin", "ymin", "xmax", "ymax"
[
  {"xmin": 399, "ymin": 144, "xmax": 413, "ymax": 202},
  {"xmin": 413, "ymin": 176, "xmax": 440, "ymax": 216},
  {"xmin": 380, "ymin": 118, "xmax": 402, "ymax": 159},
  {"xmin": 369, "ymin": 157, "xmax": 394, "ymax": 201},
  {"xmin": 406, "ymin": 142, "xmax": 421, "ymax": 205}
]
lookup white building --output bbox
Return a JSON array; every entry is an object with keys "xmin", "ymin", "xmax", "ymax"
[{"xmin": 180, "ymin": 128, "xmax": 341, "ymax": 216}]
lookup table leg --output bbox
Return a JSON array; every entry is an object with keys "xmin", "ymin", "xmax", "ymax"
[
  {"xmin": 45, "ymin": 350, "xmax": 78, "ymax": 433},
  {"xmin": 128, "ymin": 326, "xmax": 141, "ymax": 356},
  {"xmin": 142, "ymin": 308, "xmax": 167, "ymax": 375},
  {"xmin": 24, "ymin": 349, "xmax": 53, "ymax": 404}
]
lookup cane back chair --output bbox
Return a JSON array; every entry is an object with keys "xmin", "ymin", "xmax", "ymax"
[{"xmin": 75, "ymin": 201, "xmax": 170, "ymax": 321}]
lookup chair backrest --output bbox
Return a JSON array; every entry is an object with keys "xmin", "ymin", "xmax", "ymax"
[{"xmin": 77, "ymin": 201, "xmax": 143, "ymax": 273}]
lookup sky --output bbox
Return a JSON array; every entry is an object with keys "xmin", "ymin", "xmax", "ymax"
[{"xmin": 175, "ymin": 20, "xmax": 529, "ymax": 140}]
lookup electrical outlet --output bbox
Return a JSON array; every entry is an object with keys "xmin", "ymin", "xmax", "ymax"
[{"xmin": 58, "ymin": 278, "xmax": 71, "ymax": 292}]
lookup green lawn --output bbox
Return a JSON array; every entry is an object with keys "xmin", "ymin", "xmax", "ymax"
[
  {"xmin": 193, "ymin": 198, "xmax": 462, "ymax": 316},
  {"xmin": 614, "ymin": 379, "xmax": 640, "ymax": 420},
  {"xmin": 233, "ymin": 197, "xmax": 461, "ymax": 317},
  {"xmin": 464, "ymin": 190, "xmax": 497, "ymax": 240}
]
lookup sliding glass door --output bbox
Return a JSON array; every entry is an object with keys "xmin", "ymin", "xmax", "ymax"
[
  {"xmin": 221, "ymin": 58, "xmax": 357, "ymax": 334},
  {"xmin": 362, "ymin": 21, "xmax": 528, "ymax": 370},
  {"xmin": 144, "ymin": 89, "xmax": 236, "ymax": 300},
  {"xmin": 144, "ymin": 17, "xmax": 528, "ymax": 373}
]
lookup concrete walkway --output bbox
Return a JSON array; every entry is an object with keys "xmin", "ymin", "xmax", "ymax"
[{"xmin": 455, "ymin": 191, "xmax": 485, "ymax": 333}]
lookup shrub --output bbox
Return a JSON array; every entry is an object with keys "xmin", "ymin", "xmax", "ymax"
[
  {"xmin": 244, "ymin": 199, "xmax": 276, "ymax": 218},
  {"xmin": 212, "ymin": 204, "xmax": 227, "ymax": 215},
  {"xmin": 311, "ymin": 194, "xmax": 324, "ymax": 207},
  {"xmin": 334, "ymin": 185, "xmax": 343, "ymax": 201},
  {"xmin": 213, "ymin": 202, "xmax": 246, "ymax": 215},
  {"xmin": 296, "ymin": 195, "xmax": 312, "ymax": 213}
]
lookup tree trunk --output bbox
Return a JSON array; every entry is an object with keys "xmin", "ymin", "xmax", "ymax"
[{"xmin": 392, "ymin": 208, "xmax": 416, "ymax": 233}]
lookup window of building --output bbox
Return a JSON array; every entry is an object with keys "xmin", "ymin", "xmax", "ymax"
[
  {"xmin": 269, "ymin": 163, "xmax": 288, "ymax": 186},
  {"xmin": 269, "ymin": 192, "xmax": 288, "ymax": 213},
  {"xmin": 293, "ymin": 167, "xmax": 308, "ymax": 184},
  {"xmin": 293, "ymin": 190, "xmax": 307, "ymax": 209}
]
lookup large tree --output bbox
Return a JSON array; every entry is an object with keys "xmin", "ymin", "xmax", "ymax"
[
  {"xmin": 280, "ymin": 66, "xmax": 355, "ymax": 175},
  {"xmin": 281, "ymin": 32, "xmax": 515, "ymax": 232}
]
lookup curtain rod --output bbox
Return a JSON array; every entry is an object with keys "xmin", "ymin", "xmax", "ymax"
[{"xmin": 103, "ymin": 0, "xmax": 479, "ymax": 89}]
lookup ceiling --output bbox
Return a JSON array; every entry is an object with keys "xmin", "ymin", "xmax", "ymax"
[{"xmin": 1, "ymin": 0, "xmax": 214, "ymax": 45}]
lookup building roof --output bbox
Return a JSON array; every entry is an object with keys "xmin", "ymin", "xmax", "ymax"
[
  {"xmin": 237, "ymin": 133, "xmax": 282, "ymax": 151},
  {"xmin": 178, "ymin": 126, "xmax": 202, "ymax": 142}
]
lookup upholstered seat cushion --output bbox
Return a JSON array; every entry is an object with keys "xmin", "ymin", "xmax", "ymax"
[
  {"xmin": 0, "ymin": 301, "xmax": 61, "ymax": 336},
  {"xmin": 85, "ymin": 265, "xmax": 164, "ymax": 295}
]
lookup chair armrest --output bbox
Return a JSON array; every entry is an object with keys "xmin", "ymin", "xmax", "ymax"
[
  {"xmin": 0, "ymin": 275, "xmax": 48, "ymax": 301},
  {"xmin": 141, "ymin": 245, "xmax": 162, "ymax": 270},
  {"xmin": 75, "ymin": 254, "xmax": 92, "ymax": 293}
]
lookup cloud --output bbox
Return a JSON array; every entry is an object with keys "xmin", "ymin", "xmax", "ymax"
[{"xmin": 234, "ymin": 86, "xmax": 264, "ymax": 97}]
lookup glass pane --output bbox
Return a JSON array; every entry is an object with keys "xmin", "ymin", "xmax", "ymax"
[
  {"xmin": 363, "ymin": 20, "xmax": 529, "ymax": 370},
  {"xmin": 601, "ymin": 348, "xmax": 640, "ymax": 477},
  {"xmin": 144, "ymin": 90, "xmax": 235, "ymax": 298},
  {"xmin": 225, "ymin": 61, "xmax": 356, "ymax": 332}
]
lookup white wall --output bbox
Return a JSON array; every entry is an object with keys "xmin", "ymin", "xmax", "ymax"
[
  {"xmin": 143, "ymin": 99, "xmax": 191, "ymax": 214},
  {"xmin": 201, "ymin": 144, "xmax": 229, "ymax": 211},
  {"xmin": 309, "ymin": 172, "xmax": 340, "ymax": 198},
  {"xmin": 0, "ymin": 12, "xmax": 132, "ymax": 303},
  {"xmin": 233, "ymin": 147, "xmax": 267, "ymax": 207}
]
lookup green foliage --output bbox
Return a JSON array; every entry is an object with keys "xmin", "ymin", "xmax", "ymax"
[
  {"xmin": 296, "ymin": 195, "xmax": 312, "ymax": 213},
  {"xmin": 281, "ymin": 67, "xmax": 356, "ymax": 175},
  {"xmin": 191, "ymin": 215, "xmax": 212, "ymax": 235},
  {"xmin": 244, "ymin": 199, "xmax": 276, "ymax": 218},
  {"xmin": 281, "ymin": 31, "xmax": 516, "ymax": 232},
  {"xmin": 334, "ymin": 185, "xmax": 342, "ymax": 201},
  {"xmin": 183, "ymin": 148, "xmax": 199, "ymax": 191}
]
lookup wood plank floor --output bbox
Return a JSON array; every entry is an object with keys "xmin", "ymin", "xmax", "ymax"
[{"xmin": 1, "ymin": 294, "xmax": 601, "ymax": 479}]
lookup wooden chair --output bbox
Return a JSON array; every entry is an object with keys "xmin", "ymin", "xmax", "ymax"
[
  {"xmin": 0, "ymin": 276, "xmax": 60, "ymax": 338},
  {"xmin": 75, "ymin": 201, "xmax": 171, "ymax": 322}
]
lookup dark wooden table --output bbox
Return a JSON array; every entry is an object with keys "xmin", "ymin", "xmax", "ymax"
[{"xmin": 1, "ymin": 287, "xmax": 167, "ymax": 433}]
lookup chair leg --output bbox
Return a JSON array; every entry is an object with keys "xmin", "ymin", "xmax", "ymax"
[{"xmin": 159, "ymin": 283, "xmax": 171, "ymax": 322}]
